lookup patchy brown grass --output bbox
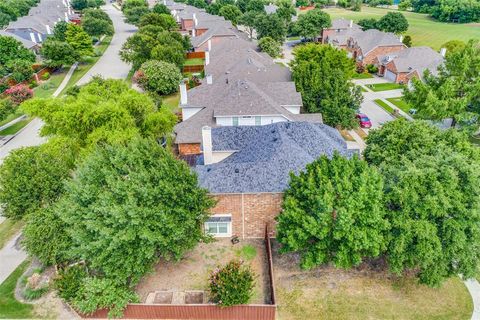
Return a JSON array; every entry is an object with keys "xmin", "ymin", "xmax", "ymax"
[
  {"xmin": 135, "ymin": 239, "xmax": 270, "ymax": 304},
  {"xmin": 353, "ymin": 128, "xmax": 368, "ymax": 139},
  {"xmin": 339, "ymin": 129, "xmax": 355, "ymax": 142},
  {"xmin": 273, "ymin": 242, "xmax": 473, "ymax": 320}
]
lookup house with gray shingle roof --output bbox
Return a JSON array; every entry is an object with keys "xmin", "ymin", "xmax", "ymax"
[
  {"xmin": 174, "ymin": 78, "xmax": 322, "ymax": 154},
  {"xmin": 345, "ymin": 29, "xmax": 406, "ymax": 67},
  {"xmin": 322, "ymin": 18, "xmax": 361, "ymax": 45},
  {"xmin": 195, "ymin": 122, "xmax": 358, "ymax": 238},
  {"xmin": 0, "ymin": 31, "xmax": 41, "ymax": 53},
  {"xmin": 376, "ymin": 46, "xmax": 445, "ymax": 84}
]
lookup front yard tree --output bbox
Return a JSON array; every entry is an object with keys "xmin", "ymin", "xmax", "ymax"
[
  {"xmin": 276, "ymin": 154, "xmax": 389, "ymax": 270},
  {"xmin": 57, "ymin": 138, "xmax": 215, "ymax": 285},
  {"xmin": 65, "ymin": 23, "xmax": 94, "ymax": 57},
  {"xmin": 138, "ymin": 13, "xmax": 177, "ymax": 30},
  {"xmin": 135, "ymin": 60, "xmax": 183, "ymax": 96},
  {"xmin": 403, "ymin": 39, "xmax": 480, "ymax": 128},
  {"xmin": 219, "ymin": 4, "xmax": 242, "ymax": 25},
  {"xmin": 276, "ymin": 0, "xmax": 296, "ymax": 24},
  {"xmin": 376, "ymin": 12, "xmax": 409, "ymax": 34},
  {"xmin": 258, "ymin": 37, "xmax": 282, "ymax": 58},
  {"xmin": 291, "ymin": 43, "xmax": 362, "ymax": 128},
  {"xmin": 124, "ymin": 6, "xmax": 151, "ymax": 25},
  {"xmin": 255, "ymin": 13, "xmax": 287, "ymax": 42},
  {"xmin": 293, "ymin": 9, "xmax": 331, "ymax": 41},
  {"xmin": 82, "ymin": 13, "xmax": 114, "ymax": 37},
  {"xmin": 152, "ymin": 3, "xmax": 170, "ymax": 14},
  {"xmin": 53, "ymin": 21, "xmax": 68, "ymax": 41},
  {"xmin": 238, "ymin": 11, "xmax": 261, "ymax": 39},
  {"xmin": 41, "ymin": 39, "xmax": 78, "ymax": 68},
  {"xmin": 383, "ymin": 153, "xmax": 480, "ymax": 286},
  {"xmin": 0, "ymin": 138, "xmax": 77, "ymax": 220},
  {"xmin": 0, "ymin": 35, "xmax": 36, "ymax": 67}
]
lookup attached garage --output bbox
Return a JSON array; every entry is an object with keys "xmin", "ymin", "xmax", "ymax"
[{"xmin": 384, "ymin": 69, "xmax": 397, "ymax": 82}]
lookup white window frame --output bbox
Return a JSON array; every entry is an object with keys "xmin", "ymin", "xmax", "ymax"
[{"xmin": 204, "ymin": 214, "xmax": 232, "ymax": 237}]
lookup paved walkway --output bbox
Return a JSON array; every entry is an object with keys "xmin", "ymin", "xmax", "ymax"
[
  {"xmin": 77, "ymin": 2, "xmax": 136, "ymax": 85},
  {"xmin": 0, "ymin": 234, "xmax": 27, "ymax": 284},
  {"xmin": 52, "ymin": 62, "xmax": 78, "ymax": 97},
  {"xmin": 465, "ymin": 279, "xmax": 480, "ymax": 320}
]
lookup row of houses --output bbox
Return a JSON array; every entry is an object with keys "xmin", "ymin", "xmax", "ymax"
[
  {"xmin": 1, "ymin": 0, "xmax": 78, "ymax": 52},
  {"xmin": 322, "ymin": 18, "xmax": 445, "ymax": 84},
  {"xmin": 165, "ymin": 1, "xmax": 357, "ymax": 239}
]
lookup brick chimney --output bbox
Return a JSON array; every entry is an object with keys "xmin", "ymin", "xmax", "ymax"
[{"xmin": 202, "ymin": 126, "xmax": 213, "ymax": 165}]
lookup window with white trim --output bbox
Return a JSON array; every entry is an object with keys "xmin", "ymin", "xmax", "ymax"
[{"xmin": 205, "ymin": 215, "xmax": 232, "ymax": 237}]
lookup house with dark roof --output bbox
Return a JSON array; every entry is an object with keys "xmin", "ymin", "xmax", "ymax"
[
  {"xmin": 195, "ymin": 122, "xmax": 358, "ymax": 238},
  {"xmin": 322, "ymin": 18, "xmax": 361, "ymax": 45},
  {"xmin": 0, "ymin": 31, "xmax": 41, "ymax": 53},
  {"xmin": 174, "ymin": 78, "xmax": 322, "ymax": 155},
  {"xmin": 345, "ymin": 29, "xmax": 406, "ymax": 68},
  {"xmin": 376, "ymin": 46, "xmax": 445, "ymax": 84}
]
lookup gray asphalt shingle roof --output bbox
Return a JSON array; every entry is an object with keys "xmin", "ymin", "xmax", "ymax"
[
  {"xmin": 195, "ymin": 122, "xmax": 357, "ymax": 193},
  {"xmin": 0, "ymin": 31, "xmax": 39, "ymax": 49},
  {"xmin": 353, "ymin": 29, "xmax": 404, "ymax": 55},
  {"xmin": 379, "ymin": 46, "xmax": 444, "ymax": 75}
]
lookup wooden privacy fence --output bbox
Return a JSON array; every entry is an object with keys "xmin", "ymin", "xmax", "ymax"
[
  {"xmin": 186, "ymin": 51, "xmax": 206, "ymax": 59},
  {"xmin": 83, "ymin": 304, "xmax": 276, "ymax": 320},
  {"xmin": 183, "ymin": 65, "xmax": 204, "ymax": 73},
  {"xmin": 265, "ymin": 225, "xmax": 276, "ymax": 305}
]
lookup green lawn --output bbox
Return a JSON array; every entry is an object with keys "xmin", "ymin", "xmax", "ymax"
[
  {"xmin": 374, "ymin": 99, "xmax": 394, "ymax": 114},
  {"xmin": 162, "ymin": 92, "xmax": 180, "ymax": 112},
  {"xmin": 0, "ymin": 261, "xmax": 34, "ymax": 319},
  {"xmin": 320, "ymin": 6, "xmax": 480, "ymax": 49},
  {"xmin": 0, "ymin": 110, "xmax": 24, "ymax": 127},
  {"xmin": 366, "ymin": 82, "xmax": 404, "ymax": 91},
  {"xmin": 352, "ymin": 72, "xmax": 374, "ymax": 79},
  {"xmin": 183, "ymin": 58, "xmax": 204, "ymax": 66},
  {"xmin": 386, "ymin": 97, "xmax": 411, "ymax": 113},
  {"xmin": 0, "ymin": 119, "xmax": 30, "ymax": 136},
  {"xmin": 0, "ymin": 219, "xmax": 24, "ymax": 250},
  {"xmin": 33, "ymin": 68, "xmax": 70, "ymax": 99},
  {"xmin": 59, "ymin": 36, "xmax": 113, "ymax": 95}
]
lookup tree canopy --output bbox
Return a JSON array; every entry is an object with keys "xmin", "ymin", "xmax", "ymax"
[
  {"xmin": 219, "ymin": 4, "xmax": 242, "ymax": 25},
  {"xmin": 411, "ymin": 0, "xmax": 480, "ymax": 23},
  {"xmin": 291, "ymin": 43, "xmax": 361, "ymax": 128},
  {"xmin": 276, "ymin": 153, "xmax": 389, "ymax": 269},
  {"xmin": 135, "ymin": 60, "xmax": 183, "ymax": 96},
  {"xmin": 81, "ymin": 8, "xmax": 114, "ymax": 37},
  {"xmin": 0, "ymin": 35, "xmax": 35, "ymax": 78},
  {"xmin": 65, "ymin": 23, "xmax": 94, "ymax": 58},
  {"xmin": 255, "ymin": 13, "xmax": 287, "ymax": 42},
  {"xmin": 293, "ymin": 9, "xmax": 331, "ymax": 41},
  {"xmin": 40, "ymin": 39, "xmax": 78, "ymax": 68},
  {"xmin": 403, "ymin": 39, "xmax": 480, "ymax": 129},
  {"xmin": 359, "ymin": 12, "xmax": 408, "ymax": 34}
]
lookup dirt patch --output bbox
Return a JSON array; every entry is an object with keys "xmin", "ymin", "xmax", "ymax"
[
  {"xmin": 135, "ymin": 239, "xmax": 270, "ymax": 304},
  {"xmin": 272, "ymin": 241, "xmax": 473, "ymax": 320}
]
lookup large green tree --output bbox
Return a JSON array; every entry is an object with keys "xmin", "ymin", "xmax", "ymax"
[
  {"xmin": 0, "ymin": 138, "xmax": 78, "ymax": 220},
  {"xmin": 219, "ymin": 4, "xmax": 242, "ymax": 25},
  {"xmin": 376, "ymin": 12, "xmax": 409, "ymax": 33},
  {"xmin": 138, "ymin": 13, "xmax": 177, "ymax": 30},
  {"xmin": 22, "ymin": 78, "xmax": 177, "ymax": 148},
  {"xmin": 135, "ymin": 60, "xmax": 183, "ymax": 96},
  {"xmin": 238, "ymin": 11, "xmax": 261, "ymax": 39},
  {"xmin": 57, "ymin": 138, "xmax": 215, "ymax": 285},
  {"xmin": 255, "ymin": 13, "xmax": 287, "ymax": 42},
  {"xmin": 291, "ymin": 43, "xmax": 362, "ymax": 128},
  {"xmin": 0, "ymin": 35, "xmax": 35, "ymax": 76},
  {"xmin": 40, "ymin": 39, "xmax": 78, "ymax": 68},
  {"xmin": 293, "ymin": 9, "xmax": 331, "ymax": 41},
  {"xmin": 81, "ymin": 8, "xmax": 114, "ymax": 37},
  {"xmin": 276, "ymin": 153, "xmax": 389, "ymax": 269},
  {"xmin": 65, "ymin": 23, "xmax": 94, "ymax": 57},
  {"xmin": 404, "ymin": 39, "xmax": 480, "ymax": 129}
]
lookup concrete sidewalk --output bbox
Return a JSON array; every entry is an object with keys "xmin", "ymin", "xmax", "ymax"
[
  {"xmin": 0, "ymin": 233, "xmax": 27, "ymax": 284},
  {"xmin": 465, "ymin": 279, "xmax": 480, "ymax": 320}
]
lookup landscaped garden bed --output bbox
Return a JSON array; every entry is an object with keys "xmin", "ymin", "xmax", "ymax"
[
  {"xmin": 135, "ymin": 239, "xmax": 270, "ymax": 305},
  {"xmin": 272, "ymin": 241, "xmax": 473, "ymax": 320}
]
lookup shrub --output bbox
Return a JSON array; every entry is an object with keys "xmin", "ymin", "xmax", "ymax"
[
  {"xmin": 4, "ymin": 84, "xmax": 33, "ymax": 105},
  {"xmin": 366, "ymin": 64, "xmax": 379, "ymax": 73},
  {"xmin": 29, "ymin": 80, "xmax": 37, "ymax": 88},
  {"xmin": 55, "ymin": 265, "xmax": 88, "ymax": 301},
  {"xmin": 0, "ymin": 98, "xmax": 15, "ymax": 121},
  {"xmin": 209, "ymin": 260, "xmax": 255, "ymax": 306},
  {"xmin": 24, "ymin": 286, "xmax": 49, "ymax": 300},
  {"xmin": 258, "ymin": 37, "xmax": 282, "ymax": 58},
  {"xmin": 41, "ymin": 72, "xmax": 50, "ymax": 80},
  {"xmin": 135, "ymin": 60, "xmax": 183, "ymax": 96}
]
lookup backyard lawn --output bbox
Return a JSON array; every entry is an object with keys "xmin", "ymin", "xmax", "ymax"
[
  {"xmin": 0, "ymin": 261, "xmax": 34, "ymax": 319},
  {"xmin": 162, "ymin": 92, "xmax": 180, "ymax": 112},
  {"xmin": 183, "ymin": 58, "xmax": 204, "ymax": 66},
  {"xmin": 0, "ymin": 119, "xmax": 30, "ymax": 136},
  {"xmin": 320, "ymin": 7, "xmax": 480, "ymax": 49},
  {"xmin": 366, "ymin": 82, "xmax": 404, "ymax": 91},
  {"xmin": 273, "ymin": 243, "xmax": 473, "ymax": 320},
  {"xmin": 386, "ymin": 97, "xmax": 412, "ymax": 113}
]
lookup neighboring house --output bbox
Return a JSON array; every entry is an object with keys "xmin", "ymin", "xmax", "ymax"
[
  {"xmin": 322, "ymin": 18, "xmax": 361, "ymax": 44},
  {"xmin": 376, "ymin": 46, "xmax": 445, "ymax": 84},
  {"xmin": 0, "ymin": 31, "xmax": 41, "ymax": 54},
  {"xmin": 195, "ymin": 122, "xmax": 357, "ymax": 238},
  {"xmin": 174, "ymin": 78, "xmax": 322, "ymax": 155},
  {"xmin": 345, "ymin": 29, "xmax": 406, "ymax": 67},
  {"xmin": 191, "ymin": 20, "xmax": 238, "ymax": 52},
  {"xmin": 4, "ymin": 0, "xmax": 72, "ymax": 44}
]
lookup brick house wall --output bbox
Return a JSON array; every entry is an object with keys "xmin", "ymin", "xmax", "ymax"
[
  {"xmin": 194, "ymin": 35, "xmax": 236, "ymax": 52},
  {"xmin": 383, "ymin": 60, "xmax": 414, "ymax": 84},
  {"xmin": 362, "ymin": 45, "xmax": 405, "ymax": 66},
  {"xmin": 181, "ymin": 19, "xmax": 194, "ymax": 31},
  {"xmin": 195, "ymin": 28, "xmax": 208, "ymax": 36},
  {"xmin": 178, "ymin": 143, "xmax": 201, "ymax": 155},
  {"xmin": 210, "ymin": 193, "xmax": 283, "ymax": 238}
]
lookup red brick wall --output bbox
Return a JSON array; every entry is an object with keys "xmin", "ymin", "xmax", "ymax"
[
  {"xmin": 178, "ymin": 143, "xmax": 201, "ymax": 155},
  {"xmin": 181, "ymin": 19, "xmax": 194, "ymax": 31},
  {"xmin": 195, "ymin": 35, "xmax": 235, "ymax": 51},
  {"xmin": 196, "ymin": 28, "xmax": 208, "ymax": 36},
  {"xmin": 210, "ymin": 193, "xmax": 283, "ymax": 238},
  {"xmin": 363, "ymin": 45, "xmax": 405, "ymax": 66}
]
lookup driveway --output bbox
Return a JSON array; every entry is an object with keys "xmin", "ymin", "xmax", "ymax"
[
  {"xmin": 275, "ymin": 39, "xmax": 301, "ymax": 66},
  {"xmin": 77, "ymin": 3, "xmax": 136, "ymax": 85}
]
